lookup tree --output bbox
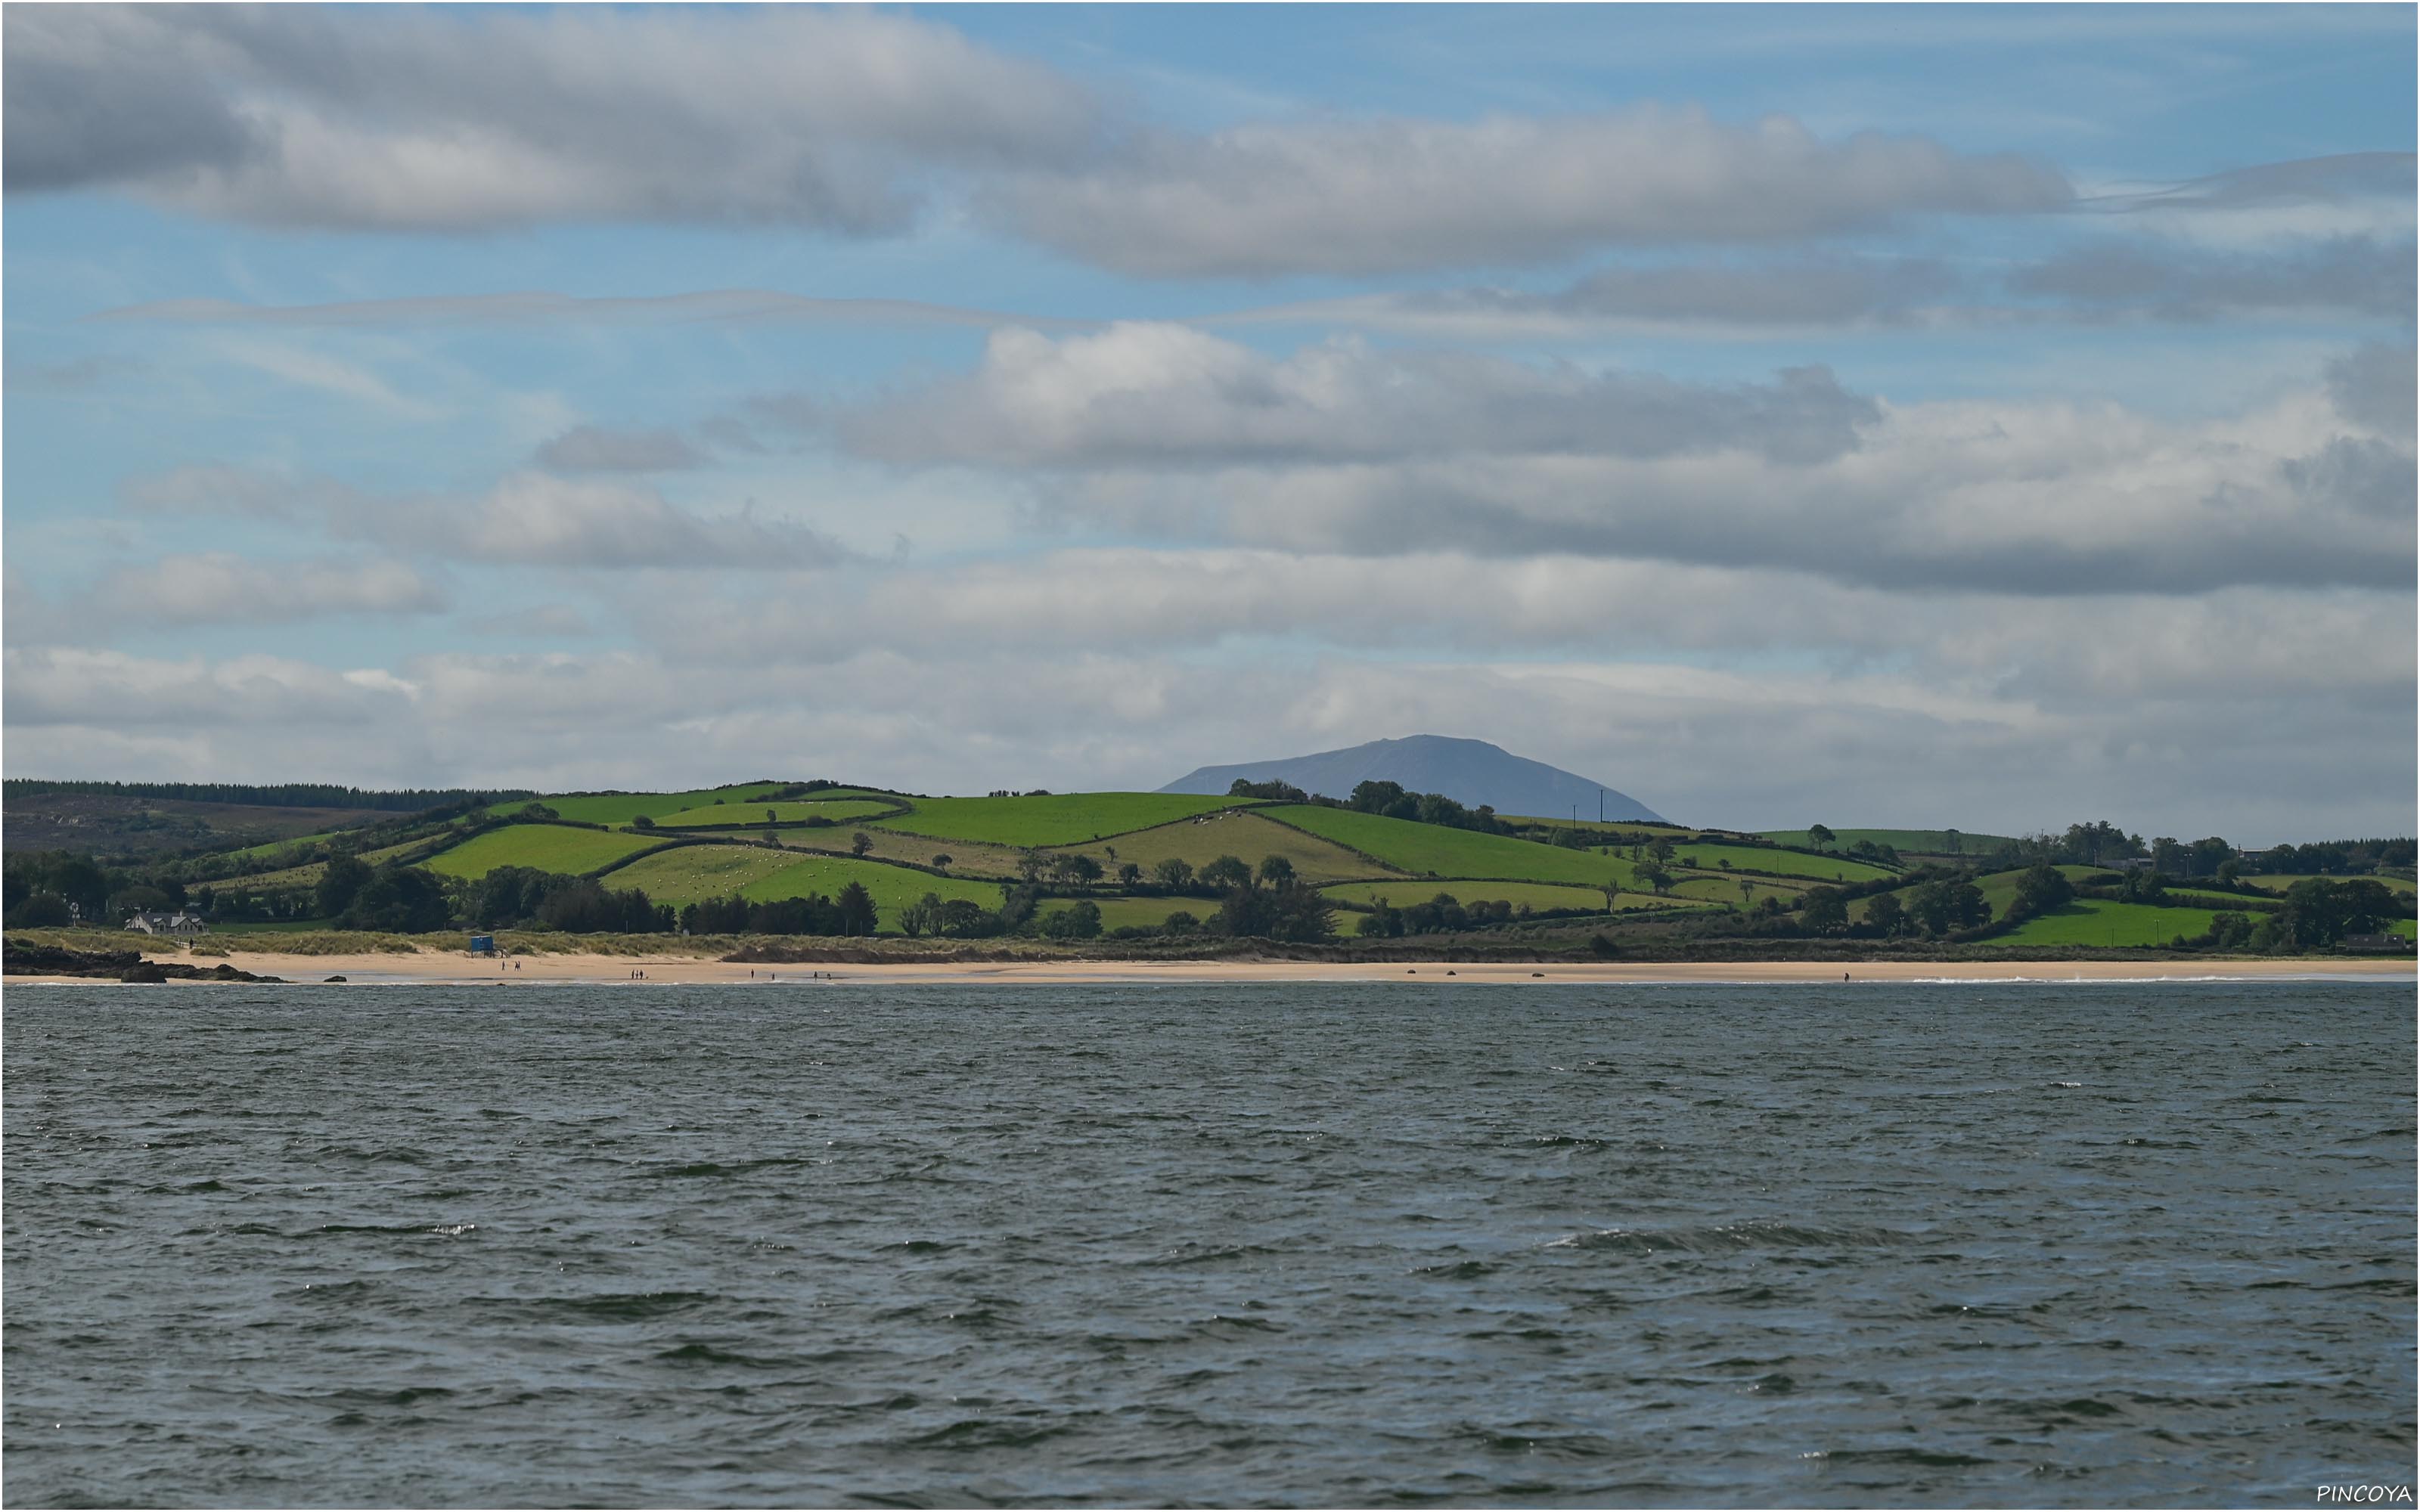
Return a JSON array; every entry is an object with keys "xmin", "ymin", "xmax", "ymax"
[
  {"xmin": 939, "ymin": 898, "xmax": 986, "ymax": 937},
  {"xmin": 1199, "ymin": 855, "xmax": 1254, "ymax": 894},
  {"xmin": 1040, "ymin": 900, "xmax": 1103, "ymax": 939},
  {"xmin": 1649, "ymin": 838, "xmax": 1676, "ymax": 865},
  {"xmin": 1942, "ymin": 828, "xmax": 1961, "ymax": 854},
  {"xmin": 1865, "ymin": 891, "xmax": 1907, "ymax": 937},
  {"xmin": 343, "ymin": 863, "xmax": 452, "ymax": 933},
  {"xmin": 1257, "ymin": 855, "xmax": 1295, "ymax": 887},
  {"xmin": 1736, "ymin": 876, "xmax": 1756, "ymax": 906},
  {"xmin": 1800, "ymin": 888, "xmax": 1849, "ymax": 933},
  {"xmin": 932, "ymin": 854, "xmax": 954, "ymax": 869},
  {"xmin": 1162, "ymin": 910, "xmax": 1199, "ymax": 936},
  {"xmin": 1152, "ymin": 857, "xmax": 1194, "ymax": 892},
  {"xmin": 632, "ymin": 814, "xmax": 656, "ymax": 830},
  {"xmin": 1016, "ymin": 849, "xmax": 1047, "ymax": 884},
  {"xmin": 1807, "ymin": 824, "xmax": 1835, "ymax": 850},
  {"xmin": 901, "ymin": 892, "xmax": 945, "ymax": 938},
  {"xmin": 316, "ymin": 854, "xmax": 374, "ymax": 919},
  {"xmin": 835, "ymin": 881, "xmax": 877, "ymax": 937},
  {"xmin": 766, "ymin": 808, "xmax": 779, "ymax": 826},
  {"xmin": 1117, "ymin": 863, "xmax": 1143, "ymax": 888},
  {"xmin": 851, "ymin": 831, "xmax": 873, "ymax": 858},
  {"xmin": 2009, "ymin": 863, "xmax": 2074, "ymax": 922},
  {"xmin": 5, "ymin": 892, "xmax": 72, "ymax": 928},
  {"xmin": 1638, "ymin": 864, "xmax": 1675, "ymax": 896},
  {"xmin": 1600, "ymin": 877, "xmax": 1623, "ymax": 912}
]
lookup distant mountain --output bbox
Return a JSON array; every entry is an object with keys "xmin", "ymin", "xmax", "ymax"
[{"xmin": 1159, "ymin": 735, "xmax": 1663, "ymax": 823}]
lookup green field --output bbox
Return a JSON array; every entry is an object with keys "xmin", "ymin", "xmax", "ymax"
[
  {"xmin": 2390, "ymin": 919, "xmax": 2417, "ymax": 940},
  {"xmin": 1669, "ymin": 875, "xmax": 1804, "ymax": 908},
  {"xmin": 2246, "ymin": 873, "xmax": 2417, "ymax": 897},
  {"xmin": 1996, "ymin": 899, "xmax": 2230, "ymax": 948},
  {"xmin": 486, "ymin": 783, "xmax": 804, "ymax": 826},
  {"xmin": 1319, "ymin": 878, "xmax": 1619, "ymax": 913},
  {"xmin": 653, "ymin": 798, "xmax": 898, "ymax": 829},
  {"xmin": 1648, "ymin": 841, "xmax": 1894, "ymax": 883},
  {"xmin": 874, "ymin": 792, "xmax": 1255, "ymax": 848},
  {"xmin": 1053, "ymin": 810, "xmax": 1400, "ymax": 884},
  {"xmin": 423, "ymin": 825, "xmax": 666, "ymax": 880},
  {"xmin": 737, "ymin": 856, "xmax": 1000, "ymax": 921},
  {"xmin": 597, "ymin": 844, "xmax": 805, "ymax": 903},
  {"xmin": 1758, "ymin": 827, "xmax": 2017, "ymax": 855},
  {"xmin": 1261, "ymin": 806, "xmax": 1664, "ymax": 888},
  {"xmin": 1852, "ymin": 864, "xmax": 2102, "ymax": 925}
]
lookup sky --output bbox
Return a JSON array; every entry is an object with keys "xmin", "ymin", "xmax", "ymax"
[{"xmin": 2, "ymin": 2, "xmax": 2413, "ymax": 843}]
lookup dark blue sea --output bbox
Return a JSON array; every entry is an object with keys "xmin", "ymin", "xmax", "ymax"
[{"xmin": 5, "ymin": 981, "xmax": 2412, "ymax": 1506}]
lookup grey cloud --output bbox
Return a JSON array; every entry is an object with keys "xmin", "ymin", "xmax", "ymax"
[
  {"xmin": 4, "ymin": 353, "xmax": 145, "ymax": 392},
  {"xmin": 994, "ymin": 108, "xmax": 2068, "ymax": 277},
  {"xmin": 1023, "ymin": 375, "xmax": 2415, "ymax": 596},
  {"xmin": 2326, "ymin": 343, "xmax": 2417, "ymax": 438},
  {"xmin": 842, "ymin": 324, "xmax": 1879, "ymax": 468},
  {"xmin": 2010, "ymin": 235, "xmax": 2415, "ymax": 321},
  {"xmin": 6, "ymin": 5, "xmax": 1098, "ymax": 231},
  {"xmin": 465, "ymin": 604, "xmax": 595, "ymax": 639},
  {"xmin": 535, "ymin": 425, "xmax": 706, "ymax": 474}
]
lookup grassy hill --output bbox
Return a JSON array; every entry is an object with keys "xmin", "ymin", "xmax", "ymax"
[
  {"xmin": 873, "ymin": 792, "xmax": 1254, "ymax": 848},
  {"xmin": 1760, "ymin": 827, "xmax": 2017, "ymax": 855},
  {"xmin": 736, "ymin": 856, "xmax": 998, "ymax": 916},
  {"xmin": 1050, "ymin": 811, "xmax": 1401, "ymax": 885},
  {"xmin": 424, "ymin": 825, "xmax": 666, "ymax": 880},
  {"xmin": 485, "ymin": 783, "xmax": 802, "ymax": 826},
  {"xmin": 1996, "ymin": 900, "xmax": 2232, "ymax": 948},
  {"xmin": 653, "ymin": 798, "xmax": 900, "ymax": 829}
]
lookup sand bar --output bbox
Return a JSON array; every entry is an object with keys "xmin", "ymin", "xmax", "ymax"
[{"xmin": 6, "ymin": 952, "xmax": 2410, "ymax": 987}]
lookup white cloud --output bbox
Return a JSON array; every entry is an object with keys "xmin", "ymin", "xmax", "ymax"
[
  {"xmin": 5, "ymin": 5, "xmax": 1098, "ymax": 231},
  {"xmin": 995, "ymin": 108, "xmax": 2068, "ymax": 277}
]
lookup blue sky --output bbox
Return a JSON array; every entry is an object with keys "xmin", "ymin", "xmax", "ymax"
[{"xmin": 4, "ymin": 3, "xmax": 2412, "ymax": 841}]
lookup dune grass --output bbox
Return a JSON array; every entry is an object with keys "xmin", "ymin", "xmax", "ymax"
[
  {"xmin": 423, "ymin": 825, "xmax": 664, "ymax": 880},
  {"xmin": 874, "ymin": 792, "xmax": 1255, "ymax": 848},
  {"xmin": 1052, "ymin": 810, "xmax": 1400, "ymax": 884}
]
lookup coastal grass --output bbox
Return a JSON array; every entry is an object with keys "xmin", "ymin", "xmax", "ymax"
[
  {"xmin": 1053, "ymin": 810, "xmax": 1401, "ymax": 885},
  {"xmin": 874, "ymin": 792, "xmax": 1255, "ymax": 848},
  {"xmin": 423, "ymin": 824, "xmax": 663, "ymax": 881},
  {"xmin": 653, "ymin": 798, "xmax": 899, "ymax": 829}
]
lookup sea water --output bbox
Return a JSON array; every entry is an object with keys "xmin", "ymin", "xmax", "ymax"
[{"xmin": 5, "ymin": 981, "xmax": 2412, "ymax": 1506}]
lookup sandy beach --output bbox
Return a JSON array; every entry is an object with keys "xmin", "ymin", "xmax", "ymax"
[{"xmin": 8, "ymin": 951, "xmax": 2409, "ymax": 987}]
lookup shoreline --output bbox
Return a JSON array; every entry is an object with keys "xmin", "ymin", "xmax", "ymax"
[{"xmin": 6, "ymin": 953, "xmax": 2410, "ymax": 987}]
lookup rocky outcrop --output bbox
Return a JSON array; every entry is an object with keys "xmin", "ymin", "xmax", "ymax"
[{"xmin": 3, "ymin": 941, "xmax": 284, "ymax": 982}]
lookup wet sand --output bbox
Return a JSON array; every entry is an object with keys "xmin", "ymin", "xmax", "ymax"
[{"xmin": 8, "ymin": 953, "xmax": 2409, "ymax": 987}]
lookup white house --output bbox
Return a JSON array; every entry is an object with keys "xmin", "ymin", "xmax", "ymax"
[{"xmin": 124, "ymin": 907, "xmax": 209, "ymax": 937}]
